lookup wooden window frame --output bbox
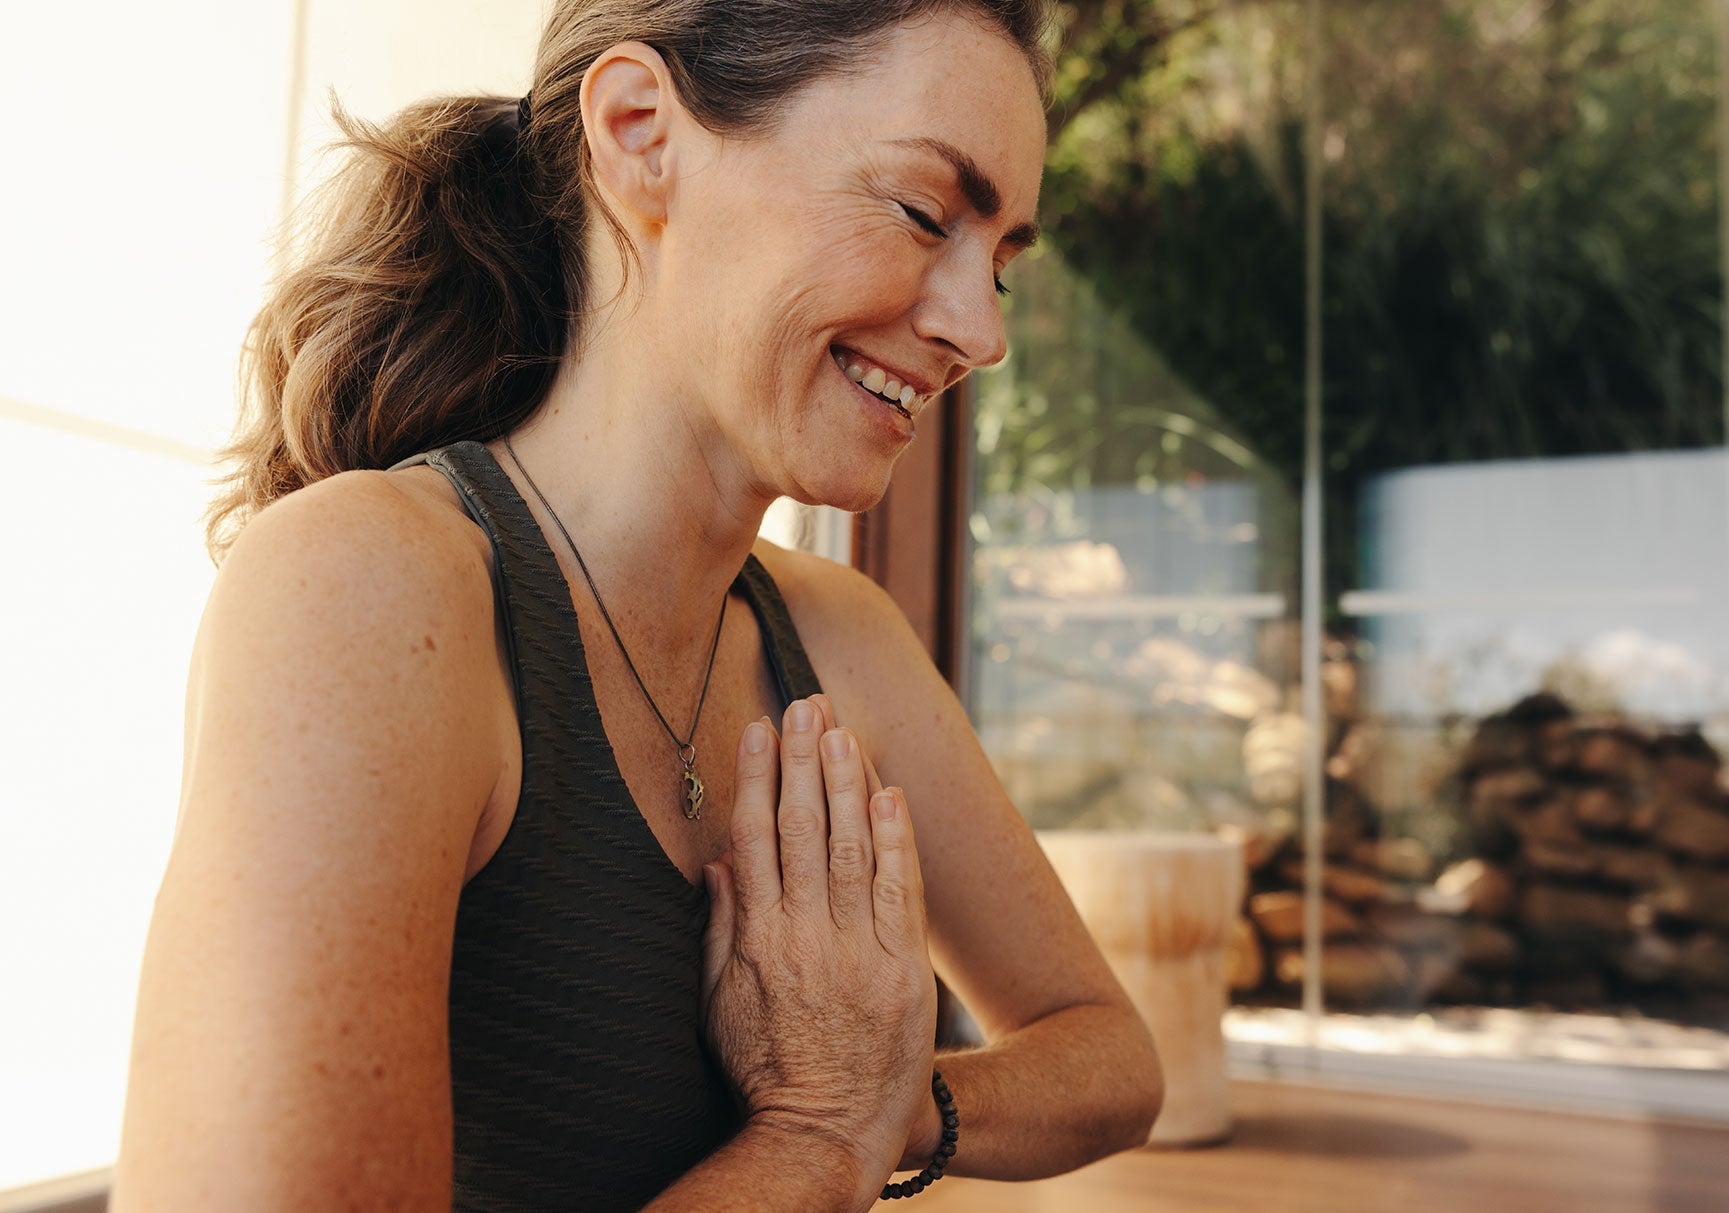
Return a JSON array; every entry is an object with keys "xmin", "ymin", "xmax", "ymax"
[{"xmin": 850, "ymin": 381, "xmax": 974, "ymax": 691}]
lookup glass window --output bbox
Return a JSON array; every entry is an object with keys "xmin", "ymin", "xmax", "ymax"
[{"xmin": 965, "ymin": 0, "xmax": 1729, "ymax": 1077}]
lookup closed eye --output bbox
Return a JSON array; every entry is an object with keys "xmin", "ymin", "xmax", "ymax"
[
  {"xmin": 899, "ymin": 202, "xmax": 948, "ymax": 239},
  {"xmin": 901, "ymin": 202, "xmax": 1011, "ymax": 298}
]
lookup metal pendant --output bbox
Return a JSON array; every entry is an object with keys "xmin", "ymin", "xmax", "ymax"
[
  {"xmin": 680, "ymin": 744, "xmax": 704, "ymax": 821},
  {"xmin": 682, "ymin": 768, "xmax": 705, "ymax": 820}
]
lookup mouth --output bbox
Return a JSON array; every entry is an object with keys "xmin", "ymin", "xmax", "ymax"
[{"xmin": 830, "ymin": 344, "xmax": 922, "ymax": 423}]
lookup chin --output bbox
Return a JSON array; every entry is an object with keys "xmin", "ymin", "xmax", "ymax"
[{"xmin": 790, "ymin": 460, "xmax": 899, "ymax": 515}]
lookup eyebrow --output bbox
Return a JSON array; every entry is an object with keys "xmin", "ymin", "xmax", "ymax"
[{"xmin": 888, "ymin": 136, "xmax": 1041, "ymax": 251}]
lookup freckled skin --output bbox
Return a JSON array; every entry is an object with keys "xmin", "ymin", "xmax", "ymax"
[{"xmin": 113, "ymin": 18, "xmax": 1158, "ymax": 1213}]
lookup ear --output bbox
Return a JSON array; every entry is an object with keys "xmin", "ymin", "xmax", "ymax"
[{"xmin": 580, "ymin": 41, "xmax": 679, "ymax": 228}]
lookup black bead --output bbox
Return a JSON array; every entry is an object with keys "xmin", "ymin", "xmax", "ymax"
[{"xmin": 882, "ymin": 1068, "xmax": 959, "ymax": 1199}]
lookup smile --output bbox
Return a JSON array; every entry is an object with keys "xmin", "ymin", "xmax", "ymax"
[{"xmin": 830, "ymin": 346, "xmax": 925, "ymax": 422}]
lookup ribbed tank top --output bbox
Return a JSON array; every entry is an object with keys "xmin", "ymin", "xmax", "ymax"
[{"xmin": 387, "ymin": 439, "xmax": 825, "ymax": 1211}]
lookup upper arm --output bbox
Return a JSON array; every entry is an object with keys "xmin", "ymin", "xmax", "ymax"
[
  {"xmin": 113, "ymin": 473, "xmax": 503, "ymax": 1212},
  {"xmin": 756, "ymin": 543, "xmax": 1134, "ymax": 1041}
]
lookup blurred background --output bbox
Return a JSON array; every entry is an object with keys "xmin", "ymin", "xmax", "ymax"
[
  {"xmin": 972, "ymin": 0, "xmax": 1729, "ymax": 1094},
  {"xmin": 3, "ymin": 0, "xmax": 1728, "ymax": 1207}
]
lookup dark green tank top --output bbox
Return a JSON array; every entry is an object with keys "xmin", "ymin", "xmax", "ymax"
[{"xmin": 388, "ymin": 440, "xmax": 824, "ymax": 1211}]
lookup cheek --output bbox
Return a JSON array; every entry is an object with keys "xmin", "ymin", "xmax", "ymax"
[
  {"xmin": 691, "ymin": 186, "xmax": 927, "ymax": 435},
  {"xmin": 744, "ymin": 214, "xmax": 923, "ymax": 366},
  {"xmin": 765, "ymin": 240, "xmax": 927, "ymax": 380}
]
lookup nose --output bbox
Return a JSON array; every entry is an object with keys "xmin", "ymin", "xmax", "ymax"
[{"xmin": 911, "ymin": 250, "xmax": 1009, "ymax": 371}]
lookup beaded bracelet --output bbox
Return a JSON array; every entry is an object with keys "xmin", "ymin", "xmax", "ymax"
[{"xmin": 880, "ymin": 1070, "xmax": 959, "ymax": 1201}]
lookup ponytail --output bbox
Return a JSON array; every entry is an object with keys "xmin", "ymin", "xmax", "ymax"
[
  {"xmin": 203, "ymin": 95, "xmax": 566, "ymax": 564},
  {"xmin": 204, "ymin": 0, "xmax": 1053, "ymax": 566}
]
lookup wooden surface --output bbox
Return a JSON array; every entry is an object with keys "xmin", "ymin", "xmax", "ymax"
[{"xmin": 879, "ymin": 1078, "xmax": 1729, "ymax": 1212}]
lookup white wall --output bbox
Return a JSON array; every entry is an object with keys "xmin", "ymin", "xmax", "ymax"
[{"xmin": 0, "ymin": 0, "xmax": 546, "ymax": 1192}]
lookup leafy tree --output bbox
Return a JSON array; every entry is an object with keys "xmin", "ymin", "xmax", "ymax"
[{"xmin": 993, "ymin": 0, "xmax": 1723, "ymax": 601}]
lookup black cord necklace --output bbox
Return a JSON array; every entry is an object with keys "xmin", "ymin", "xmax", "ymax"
[{"xmin": 503, "ymin": 434, "xmax": 728, "ymax": 821}]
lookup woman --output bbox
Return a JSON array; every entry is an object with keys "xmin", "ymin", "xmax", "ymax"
[{"xmin": 113, "ymin": 1, "xmax": 1161, "ymax": 1209}]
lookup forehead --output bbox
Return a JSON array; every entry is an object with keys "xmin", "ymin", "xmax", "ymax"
[{"xmin": 779, "ymin": 13, "xmax": 1047, "ymax": 216}]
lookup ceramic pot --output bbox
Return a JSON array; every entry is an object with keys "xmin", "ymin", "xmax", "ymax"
[{"xmin": 1037, "ymin": 829, "xmax": 1245, "ymax": 1147}]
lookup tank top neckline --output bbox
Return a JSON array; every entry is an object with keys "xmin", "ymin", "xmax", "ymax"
[{"xmin": 399, "ymin": 438, "xmax": 823, "ymax": 894}]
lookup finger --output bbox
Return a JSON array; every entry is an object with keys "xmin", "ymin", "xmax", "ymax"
[
  {"xmin": 777, "ymin": 698, "xmax": 830, "ymax": 913},
  {"xmin": 820, "ymin": 727, "xmax": 875, "ymax": 926},
  {"xmin": 700, "ymin": 860, "xmax": 735, "ymax": 1009},
  {"xmin": 812, "ymin": 693, "xmax": 884, "ymax": 798},
  {"xmin": 869, "ymin": 787, "xmax": 926, "ymax": 956},
  {"xmin": 860, "ymin": 746, "xmax": 886, "ymax": 799},
  {"xmin": 729, "ymin": 719, "xmax": 783, "ymax": 913},
  {"xmin": 811, "ymin": 693, "xmax": 838, "ymax": 732}
]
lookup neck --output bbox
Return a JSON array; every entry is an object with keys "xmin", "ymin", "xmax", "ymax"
[{"xmin": 488, "ymin": 324, "xmax": 776, "ymax": 658}]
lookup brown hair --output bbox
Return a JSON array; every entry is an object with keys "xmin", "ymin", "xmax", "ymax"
[{"xmin": 203, "ymin": 0, "xmax": 1053, "ymax": 564}]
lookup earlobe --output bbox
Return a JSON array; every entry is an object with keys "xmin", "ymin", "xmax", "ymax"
[{"xmin": 580, "ymin": 41, "xmax": 676, "ymax": 225}]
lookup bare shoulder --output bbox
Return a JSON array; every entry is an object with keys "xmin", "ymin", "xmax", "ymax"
[
  {"xmin": 114, "ymin": 471, "xmax": 503, "ymax": 1207},
  {"xmin": 194, "ymin": 466, "xmax": 508, "ymax": 834},
  {"xmin": 749, "ymin": 536, "xmax": 923, "ymax": 676},
  {"xmin": 232, "ymin": 466, "xmax": 484, "ymax": 603}
]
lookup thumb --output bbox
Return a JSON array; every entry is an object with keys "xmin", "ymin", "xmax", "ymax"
[{"xmin": 700, "ymin": 859, "xmax": 736, "ymax": 1007}]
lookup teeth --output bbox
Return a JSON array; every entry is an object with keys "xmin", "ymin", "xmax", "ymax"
[{"xmin": 835, "ymin": 347, "xmax": 921, "ymax": 412}]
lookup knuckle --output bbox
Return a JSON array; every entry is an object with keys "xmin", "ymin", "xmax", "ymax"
[
  {"xmin": 828, "ymin": 835, "xmax": 872, "ymax": 874},
  {"xmin": 730, "ymin": 804, "xmax": 773, "ymax": 846},
  {"xmin": 872, "ymin": 826, "xmax": 907, "ymax": 856},
  {"xmin": 873, "ymin": 875, "xmax": 915, "ymax": 913},
  {"xmin": 777, "ymin": 806, "xmax": 823, "ymax": 842}
]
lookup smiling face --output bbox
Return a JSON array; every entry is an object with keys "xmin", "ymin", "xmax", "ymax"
[{"xmin": 650, "ymin": 12, "xmax": 1048, "ymax": 512}]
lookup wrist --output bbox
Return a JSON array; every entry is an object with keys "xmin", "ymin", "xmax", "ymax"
[
  {"xmin": 742, "ymin": 1113, "xmax": 878, "ymax": 1212},
  {"xmin": 880, "ymin": 1071, "xmax": 959, "ymax": 1202},
  {"xmin": 896, "ymin": 1081, "xmax": 944, "ymax": 1172}
]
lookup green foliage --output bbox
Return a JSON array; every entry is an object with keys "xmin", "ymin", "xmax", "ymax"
[{"xmin": 1009, "ymin": 0, "xmax": 1724, "ymax": 594}]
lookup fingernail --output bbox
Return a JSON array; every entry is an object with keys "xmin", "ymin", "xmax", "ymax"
[
  {"xmin": 701, "ymin": 864, "xmax": 717, "ymax": 896},
  {"xmin": 821, "ymin": 730, "xmax": 850, "ymax": 761},
  {"xmin": 743, "ymin": 721, "xmax": 770, "ymax": 753},
  {"xmin": 872, "ymin": 791, "xmax": 896, "ymax": 822},
  {"xmin": 789, "ymin": 700, "xmax": 817, "ymax": 732}
]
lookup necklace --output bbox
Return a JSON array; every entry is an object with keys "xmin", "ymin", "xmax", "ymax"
[{"xmin": 503, "ymin": 435, "xmax": 728, "ymax": 822}]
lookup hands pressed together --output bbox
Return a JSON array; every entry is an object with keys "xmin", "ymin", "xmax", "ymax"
[{"xmin": 699, "ymin": 694, "xmax": 939, "ymax": 1190}]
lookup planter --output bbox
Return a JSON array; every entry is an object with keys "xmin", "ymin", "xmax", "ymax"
[{"xmin": 1037, "ymin": 829, "xmax": 1245, "ymax": 1147}]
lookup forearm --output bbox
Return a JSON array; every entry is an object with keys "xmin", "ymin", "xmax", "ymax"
[
  {"xmin": 894, "ymin": 1003, "xmax": 1163, "ymax": 1182},
  {"xmin": 645, "ymin": 1117, "xmax": 883, "ymax": 1213}
]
